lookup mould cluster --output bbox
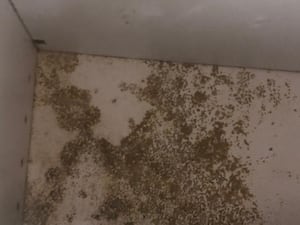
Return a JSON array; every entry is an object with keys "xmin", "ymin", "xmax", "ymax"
[
  {"xmin": 25, "ymin": 54, "xmax": 293, "ymax": 225},
  {"xmin": 25, "ymin": 53, "xmax": 101, "ymax": 225}
]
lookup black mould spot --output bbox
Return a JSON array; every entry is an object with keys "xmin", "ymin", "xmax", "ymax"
[
  {"xmin": 97, "ymin": 197, "xmax": 131, "ymax": 221},
  {"xmin": 192, "ymin": 91, "xmax": 209, "ymax": 105},
  {"xmin": 78, "ymin": 190, "xmax": 87, "ymax": 199}
]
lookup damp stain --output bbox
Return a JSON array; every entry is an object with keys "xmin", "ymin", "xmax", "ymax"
[{"xmin": 25, "ymin": 53, "xmax": 293, "ymax": 225}]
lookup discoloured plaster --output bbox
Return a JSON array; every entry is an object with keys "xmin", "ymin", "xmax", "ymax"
[{"xmin": 25, "ymin": 52, "xmax": 300, "ymax": 225}]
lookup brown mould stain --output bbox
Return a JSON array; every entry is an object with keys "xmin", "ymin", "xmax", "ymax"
[
  {"xmin": 124, "ymin": 222, "xmax": 135, "ymax": 225},
  {"xmin": 50, "ymin": 86, "xmax": 100, "ymax": 131},
  {"xmin": 93, "ymin": 196, "xmax": 132, "ymax": 221},
  {"xmin": 111, "ymin": 62, "xmax": 291, "ymax": 225},
  {"xmin": 34, "ymin": 53, "xmax": 79, "ymax": 107},
  {"xmin": 25, "ymin": 53, "xmax": 293, "ymax": 225},
  {"xmin": 25, "ymin": 53, "xmax": 101, "ymax": 225},
  {"xmin": 94, "ymin": 114, "xmax": 258, "ymax": 224},
  {"xmin": 43, "ymin": 53, "xmax": 79, "ymax": 74},
  {"xmin": 66, "ymin": 213, "xmax": 75, "ymax": 223},
  {"xmin": 128, "ymin": 118, "xmax": 136, "ymax": 131},
  {"xmin": 45, "ymin": 167, "xmax": 62, "ymax": 183},
  {"xmin": 78, "ymin": 190, "xmax": 87, "ymax": 199},
  {"xmin": 192, "ymin": 91, "xmax": 209, "ymax": 105}
]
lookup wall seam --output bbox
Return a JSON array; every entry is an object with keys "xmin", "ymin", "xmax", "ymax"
[
  {"xmin": 20, "ymin": 53, "xmax": 38, "ymax": 225},
  {"xmin": 7, "ymin": 0, "xmax": 37, "ymax": 50}
]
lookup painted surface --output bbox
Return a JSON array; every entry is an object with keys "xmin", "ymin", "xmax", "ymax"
[
  {"xmin": 11, "ymin": 0, "xmax": 300, "ymax": 72},
  {"xmin": 0, "ymin": 1, "xmax": 36, "ymax": 225},
  {"xmin": 25, "ymin": 52, "xmax": 300, "ymax": 225}
]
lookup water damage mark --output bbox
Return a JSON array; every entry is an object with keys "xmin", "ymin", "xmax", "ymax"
[{"xmin": 25, "ymin": 54, "xmax": 293, "ymax": 225}]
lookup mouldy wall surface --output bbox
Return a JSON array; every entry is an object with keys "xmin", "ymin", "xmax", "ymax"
[
  {"xmin": 0, "ymin": 0, "xmax": 36, "ymax": 225},
  {"xmin": 25, "ymin": 52, "xmax": 300, "ymax": 225}
]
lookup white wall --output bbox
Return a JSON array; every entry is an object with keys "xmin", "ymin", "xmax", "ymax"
[
  {"xmin": 0, "ymin": 1, "xmax": 36, "ymax": 224},
  {"xmin": 11, "ymin": 0, "xmax": 300, "ymax": 72}
]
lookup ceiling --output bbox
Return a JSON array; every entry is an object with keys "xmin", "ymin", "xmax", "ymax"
[{"xmin": 12, "ymin": 0, "xmax": 300, "ymax": 71}]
